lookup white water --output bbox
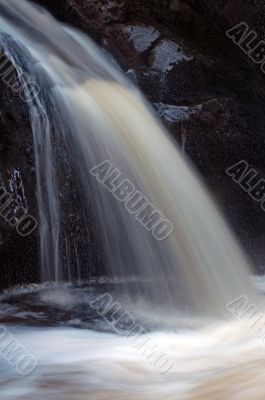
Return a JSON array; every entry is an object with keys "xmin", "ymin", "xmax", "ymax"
[
  {"xmin": 0, "ymin": 281, "xmax": 264, "ymax": 399},
  {"xmin": 0, "ymin": 1, "xmax": 264, "ymax": 398},
  {"xmin": 1, "ymin": 322, "xmax": 265, "ymax": 400},
  {"xmin": 0, "ymin": 0, "xmax": 259, "ymax": 318}
]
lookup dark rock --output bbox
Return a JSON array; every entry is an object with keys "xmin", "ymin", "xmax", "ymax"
[
  {"xmin": 0, "ymin": 52, "xmax": 38, "ymax": 288},
  {"xmin": 1, "ymin": 0, "xmax": 265, "ymax": 288},
  {"xmin": 37, "ymin": 0, "xmax": 265, "ymax": 269}
]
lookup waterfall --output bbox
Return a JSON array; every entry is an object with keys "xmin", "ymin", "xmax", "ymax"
[{"xmin": 0, "ymin": 0, "xmax": 260, "ymax": 319}]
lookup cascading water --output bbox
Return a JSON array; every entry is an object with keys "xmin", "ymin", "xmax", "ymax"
[
  {"xmin": 0, "ymin": 0, "xmax": 260, "ymax": 319},
  {"xmin": 1, "ymin": 1, "xmax": 265, "ymax": 399}
]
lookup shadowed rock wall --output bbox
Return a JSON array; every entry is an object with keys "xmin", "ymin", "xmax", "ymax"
[{"xmin": 1, "ymin": 0, "xmax": 265, "ymax": 288}]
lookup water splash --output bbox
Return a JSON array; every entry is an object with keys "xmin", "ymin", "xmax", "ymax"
[{"xmin": 0, "ymin": 0, "xmax": 260, "ymax": 319}]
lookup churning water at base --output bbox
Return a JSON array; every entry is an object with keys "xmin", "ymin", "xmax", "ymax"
[
  {"xmin": 0, "ymin": 0, "xmax": 264, "ymax": 398},
  {"xmin": 0, "ymin": 282, "xmax": 265, "ymax": 399},
  {"xmin": 1, "ymin": 325, "xmax": 265, "ymax": 400}
]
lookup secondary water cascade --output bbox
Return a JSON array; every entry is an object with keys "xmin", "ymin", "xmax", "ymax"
[{"xmin": 0, "ymin": 0, "xmax": 260, "ymax": 319}]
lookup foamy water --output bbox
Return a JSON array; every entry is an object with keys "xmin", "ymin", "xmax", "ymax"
[
  {"xmin": 0, "ymin": 0, "xmax": 259, "ymax": 318},
  {"xmin": 0, "ymin": 322, "xmax": 265, "ymax": 400},
  {"xmin": 0, "ymin": 1, "xmax": 264, "ymax": 398},
  {"xmin": 0, "ymin": 283, "xmax": 264, "ymax": 399}
]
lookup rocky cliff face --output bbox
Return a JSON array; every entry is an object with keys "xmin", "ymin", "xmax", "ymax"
[
  {"xmin": 1, "ymin": 0, "xmax": 265, "ymax": 287},
  {"xmin": 0, "ymin": 53, "xmax": 38, "ymax": 287},
  {"xmin": 32, "ymin": 0, "xmax": 265, "ymax": 270}
]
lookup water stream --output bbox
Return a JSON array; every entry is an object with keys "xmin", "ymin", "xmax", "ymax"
[{"xmin": 0, "ymin": 1, "xmax": 264, "ymax": 398}]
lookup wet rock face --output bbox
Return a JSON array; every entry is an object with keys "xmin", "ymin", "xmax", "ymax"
[
  {"xmin": 1, "ymin": 0, "xmax": 265, "ymax": 288},
  {"xmin": 0, "ymin": 53, "xmax": 38, "ymax": 288},
  {"xmin": 97, "ymin": 3, "xmax": 265, "ymax": 268},
  {"xmin": 50, "ymin": 1, "xmax": 265, "ymax": 269},
  {"xmin": 183, "ymin": 1, "xmax": 265, "ymax": 38}
]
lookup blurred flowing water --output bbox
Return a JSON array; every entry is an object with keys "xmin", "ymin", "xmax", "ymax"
[
  {"xmin": 0, "ymin": 0, "xmax": 264, "ymax": 398},
  {"xmin": 0, "ymin": 280, "xmax": 265, "ymax": 399}
]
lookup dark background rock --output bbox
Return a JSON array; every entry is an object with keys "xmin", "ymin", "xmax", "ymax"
[
  {"xmin": 0, "ymin": 53, "xmax": 38, "ymax": 288},
  {"xmin": 35, "ymin": 0, "xmax": 265, "ymax": 269},
  {"xmin": 1, "ymin": 0, "xmax": 265, "ymax": 288}
]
